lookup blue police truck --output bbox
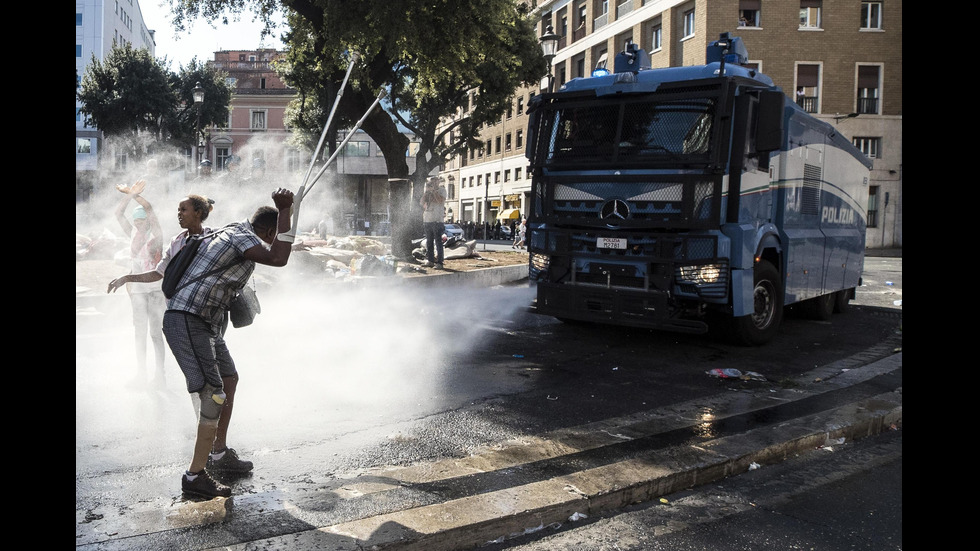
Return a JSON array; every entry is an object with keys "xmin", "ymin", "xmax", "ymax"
[{"xmin": 525, "ymin": 33, "xmax": 873, "ymax": 345}]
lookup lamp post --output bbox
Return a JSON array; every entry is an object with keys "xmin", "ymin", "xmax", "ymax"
[
  {"xmin": 539, "ymin": 25, "xmax": 560, "ymax": 92},
  {"xmin": 193, "ymin": 81, "xmax": 205, "ymax": 170}
]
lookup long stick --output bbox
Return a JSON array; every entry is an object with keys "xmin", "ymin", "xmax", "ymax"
[
  {"xmin": 301, "ymin": 88, "xmax": 387, "ymax": 201},
  {"xmin": 291, "ymin": 88, "xmax": 387, "ymax": 234},
  {"xmin": 299, "ymin": 52, "xmax": 359, "ymax": 192}
]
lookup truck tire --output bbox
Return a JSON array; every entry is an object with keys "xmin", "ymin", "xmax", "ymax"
[
  {"xmin": 731, "ymin": 260, "xmax": 783, "ymax": 346},
  {"xmin": 833, "ymin": 288, "xmax": 853, "ymax": 313},
  {"xmin": 803, "ymin": 292, "xmax": 835, "ymax": 321}
]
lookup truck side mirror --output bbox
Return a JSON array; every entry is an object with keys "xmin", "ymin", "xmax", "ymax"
[{"xmin": 755, "ymin": 90, "xmax": 784, "ymax": 153}]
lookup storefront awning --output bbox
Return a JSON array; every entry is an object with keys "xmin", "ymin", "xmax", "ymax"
[{"xmin": 497, "ymin": 208, "xmax": 521, "ymax": 220}]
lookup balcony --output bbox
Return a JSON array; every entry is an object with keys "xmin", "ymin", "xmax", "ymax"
[
  {"xmin": 572, "ymin": 24, "xmax": 587, "ymax": 42},
  {"xmin": 617, "ymin": 0, "xmax": 634, "ymax": 19},
  {"xmin": 594, "ymin": 12, "xmax": 608, "ymax": 30},
  {"xmin": 796, "ymin": 95, "xmax": 818, "ymax": 113},
  {"xmin": 857, "ymin": 97, "xmax": 879, "ymax": 114}
]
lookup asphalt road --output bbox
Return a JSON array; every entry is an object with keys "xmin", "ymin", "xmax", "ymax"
[{"xmin": 75, "ymin": 254, "xmax": 901, "ymax": 549}]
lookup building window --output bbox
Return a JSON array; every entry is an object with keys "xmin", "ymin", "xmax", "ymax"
[
  {"xmin": 857, "ymin": 65, "xmax": 880, "ymax": 114},
  {"xmin": 517, "ymin": 130, "xmax": 524, "ymax": 149},
  {"xmin": 504, "ymin": 170, "xmax": 510, "ymax": 182},
  {"xmin": 861, "ymin": 2, "xmax": 882, "ymax": 29},
  {"xmin": 478, "ymin": 175, "xmax": 483, "ymax": 186},
  {"xmin": 651, "ymin": 24, "xmax": 662, "ymax": 51},
  {"xmin": 487, "ymin": 139, "xmax": 492, "ymax": 155},
  {"xmin": 795, "ymin": 64, "xmax": 820, "ymax": 113},
  {"xmin": 114, "ymin": 150, "xmax": 128, "ymax": 171},
  {"xmin": 340, "ymin": 140, "xmax": 368, "ymax": 156},
  {"xmin": 495, "ymin": 136, "xmax": 502, "ymax": 153},
  {"xmin": 76, "ymin": 13, "xmax": 83, "ymax": 25},
  {"xmin": 260, "ymin": 77, "xmax": 266, "ymax": 89},
  {"xmin": 250, "ymin": 110, "xmax": 267, "ymax": 131},
  {"xmin": 575, "ymin": 54, "xmax": 586, "ymax": 78},
  {"xmin": 77, "ymin": 138, "xmax": 92, "ymax": 154},
  {"xmin": 516, "ymin": 167, "xmax": 523, "ymax": 180},
  {"xmin": 76, "ymin": 44, "xmax": 82, "ymax": 57},
  {"xmin": 866, "ymin": 185, "xmax": 879, "ymax": 227},
  {"xmin": 800, "ymin": 0, "xmax": 821, "ymax": 29},
  {"xmin": 739, "ymin": 1, "xmax": 760, "ymax": 27},
  {"xmin": 517, "ymin": 96, "xmax": 524, "ymax": 115},
  {"xmin": 682, "ymin": 9, "xmax": 695, "ymax": 38},
  {"xmin": 286, "ymin": 148, "xmax": 302, "ymax": 172},
  {"xmin": 852, "ymin": 137, "xmax": 881, "ymax": 159},
  {"xmin": 505, "ymin": 133, "xmax": 512, "ymax": 151},
  {"xmin": 469, "ymin": 176, "xmax": 474, "ymax": 187},
  {"xmin": 495, "ymin": 172, "xmax": 501, "ymax": 184}
]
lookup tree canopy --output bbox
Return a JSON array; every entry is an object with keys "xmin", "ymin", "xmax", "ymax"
[
  {"xmin": 167, "ymin": 0, "xmax": 546, "ymax": 256},
  {"xmin": 77, "ymin": 43, "xmax": 232, "ymax": 161}
]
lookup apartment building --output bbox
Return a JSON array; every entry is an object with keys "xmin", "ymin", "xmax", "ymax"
[
  {"xmin": 75, "ymin": 0, "xmax": 156, "ymax": 199},
  {"xmin": 441, "ymin": 0, "xmax": 901, "ymax": 248}
]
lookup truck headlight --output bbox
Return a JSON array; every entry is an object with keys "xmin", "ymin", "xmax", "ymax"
[{"xmin": 676, "ymin": 263, "xmax": 724, "ymax": 285}]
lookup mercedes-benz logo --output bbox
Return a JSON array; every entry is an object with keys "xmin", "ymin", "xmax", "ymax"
[{"xmin": 599, "ymin": 199, "xmax": 630, "ymax": 221}]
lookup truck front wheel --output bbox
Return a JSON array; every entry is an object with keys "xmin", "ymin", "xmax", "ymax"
[{"xmin": 731, "ymin": 260, "xmax": 783, "ymax": 346}]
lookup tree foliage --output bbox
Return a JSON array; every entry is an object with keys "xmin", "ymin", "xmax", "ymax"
[
  {"xmin": 77, "ymin": 43, "xmax": 175, "ymax": 136},
  {"xmin": 77, "ymin": 43, "xmax": 232, "ymax": 158},
  {"xmin": 167, "ymin": 0, "xmax": 546, "ymax": 256}
]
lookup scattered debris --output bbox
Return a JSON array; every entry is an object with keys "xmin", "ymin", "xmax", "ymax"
[
  {"xmin": 706, "ymin": 368, "xmax": 743, "ymax": 378},
  {"xmin": 748, "ymin": 462, "xmax": 761, "ymax": 470},
  {"xmin": 568, "ymin": 512, "xmax": 588, "ymax": 521}
]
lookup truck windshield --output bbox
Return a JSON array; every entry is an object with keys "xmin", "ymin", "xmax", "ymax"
[{"xmin": 541, "ymin": 96, "xmax": 716, "ymax": 167}]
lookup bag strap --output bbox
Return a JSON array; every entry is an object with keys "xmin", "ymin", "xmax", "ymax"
[{"xmin": 172, "ymin": 228, "xmax": 244, "ymax": 294}]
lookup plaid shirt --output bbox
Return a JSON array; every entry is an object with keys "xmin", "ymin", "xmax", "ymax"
[{"xmin": 165, "ymin": 221, "xmax": 263, "ymax": 328}]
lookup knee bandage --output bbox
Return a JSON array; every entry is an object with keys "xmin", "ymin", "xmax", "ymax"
[{"xmin": 198, "ymin": 383, "xmax": 226, "ymax": 424}]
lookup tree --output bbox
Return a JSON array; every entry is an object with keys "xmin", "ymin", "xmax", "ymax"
[
  {"xmin": 77, "ymin": 43, "xmax": 175, "ymax": 138},
  {"xmin": 77, "ymin": 43, "xmax": 232, "ymax": 164},
  {"xmin": 169, "ymin": 1, "xmax": 546, "ymax": 256}
]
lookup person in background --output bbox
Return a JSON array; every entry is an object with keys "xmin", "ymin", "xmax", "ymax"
[
  {"xmin": 511, "ymin": 219, "xmax": 520, "ymax": 248},
  {"xmin": 514, "ymin": 216, "xmax": 527, "ymax": 249},
  {"xmin": 420, "ymin": 176, "xmax": 447, "ymax": 269},
  {"xmin": 113, "ymin": 178, "xmax": 167, "ymax": 388}
]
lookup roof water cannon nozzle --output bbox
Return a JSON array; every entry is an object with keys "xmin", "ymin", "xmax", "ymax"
[
  {"xmin": 613, "ymin": 43, "xmax": 651, "ymax": 74},
  {"xmin": 707, "ymin": 32, "xmax": 749, "ymax": 66}
]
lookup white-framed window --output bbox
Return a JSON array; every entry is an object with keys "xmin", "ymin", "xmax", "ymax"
[
  {"xmin": 800, "ymin": 1, "xmax": 821, "ymax": 29},
  {"xmin": 650, "ymin": 24, "xmax": 662, "ymax": 51},
  {"xmin": 286, "ymin": 148, "xmax": 302, "ymax": 172},
  {"xmin": 682, "ymin": 9, "xmax": 695, "ymax": 38},
  {"xmin": 250, "ymin": 110, "xmax": 267, "ymax": 131},
  {"xmin": 515, "ymin": 167, "xmax": 522, "ymax": 180},
  {"xmin": 852, "ymin": 136, "xmax": 881, "ymax": 159},
  {"xmin": 76, "ymin": 138, "xmax": 92, "ymax": 154},
  {"xmin": 114, "ymin": 149, "xmax": 128, "ymax": 171},
  {"xmin": 739, "ymin": 0, "xmax": 760, "ymax": 27},
  {"xmin": 861, "ymin": 2, "xmax": 882, "ymax": 30},
  {"xmin": 857, "ymin": 64, "xmax": 881, "ymax": 114}
]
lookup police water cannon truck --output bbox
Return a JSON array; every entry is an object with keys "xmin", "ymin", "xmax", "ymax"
[{"xmin": 524, "ymin": 33, "xmax": 872, "ymax": 345}]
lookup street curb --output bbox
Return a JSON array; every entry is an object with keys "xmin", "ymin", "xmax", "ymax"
[{"xmin": 207, "ymin": 355, "xmax": 902, "ymax": 551}]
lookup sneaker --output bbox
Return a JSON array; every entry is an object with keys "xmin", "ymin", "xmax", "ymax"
[
  {"xmin": 182, "ymin": 470, "xmax": 231, "ymax": 498},
  {"xmin": 420, "ymin": 260, "xmax": 434, "ymax": 267},
  {"xmin": 435, "ymin": 263, "xmax": 444, "ymax": 270},
  {"xmin": 207, "ymin": 448, "xmax": 254, "ymax": 473}
]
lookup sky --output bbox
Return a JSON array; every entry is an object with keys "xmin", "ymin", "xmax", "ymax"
[{"xmin": 140, "ymin": 1, "xmax": 286, "ymax": 69}]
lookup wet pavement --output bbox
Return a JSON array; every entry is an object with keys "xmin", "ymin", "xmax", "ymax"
[{"xmin": 75, "ymin": 248, "xmax": 901, "ymax": 550}]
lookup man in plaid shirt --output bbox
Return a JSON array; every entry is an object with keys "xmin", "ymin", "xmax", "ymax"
[{"xmin": 113, "ymin": 187, "xmax": 296, "ymax": 499}]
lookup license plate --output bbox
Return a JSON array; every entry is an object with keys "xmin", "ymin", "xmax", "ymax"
[{"xmin": 597, "ymin": 237, "xmax": 627, "ymax": 249}]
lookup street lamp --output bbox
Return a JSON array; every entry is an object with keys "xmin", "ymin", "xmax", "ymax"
[
  {"xmin": 833, "ymin": 112, "xmax": 859, "ymax": 123},
  {"xmin": 539, "ymin": 25, "xmax": 559, "ymax": 92},
  {"xmin": 193, "ymin": 81, "xmax": 205, "ymax": 169}
]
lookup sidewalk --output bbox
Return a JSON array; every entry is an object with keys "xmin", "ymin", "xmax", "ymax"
[{"xmin": 76, "ymin": 350, "xmax": 902, "ymax": 550}]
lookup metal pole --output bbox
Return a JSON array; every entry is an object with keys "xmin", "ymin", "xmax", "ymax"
[
  {"xmin": 292, "ymin": 88, "xmax": 387, "ymax": 235},
  {"xmin": 300, "ymin": 52, "xmax": 359, "ymax": 191}
]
